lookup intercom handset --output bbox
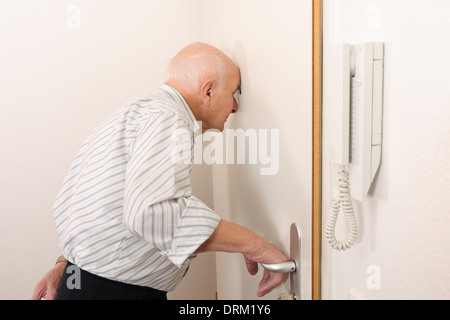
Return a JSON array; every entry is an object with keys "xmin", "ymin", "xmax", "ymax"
[{"xmin": 324, "ymin": 42, "xmax": 385, "ymax": 251}]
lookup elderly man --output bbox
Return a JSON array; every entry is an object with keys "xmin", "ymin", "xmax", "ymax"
[{"xmin": 32, "ymin": 43, "xmax": 287, "ymax": 300}]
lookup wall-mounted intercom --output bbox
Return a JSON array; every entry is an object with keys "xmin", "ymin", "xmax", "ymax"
[{"xmin": 324, "ymin": 42, "xmax": 385, "ymax": 250}]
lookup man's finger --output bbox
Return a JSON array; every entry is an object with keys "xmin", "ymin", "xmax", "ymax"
[{"xmin": 257, "ymin": 271, "xmax": 283, "ymax": 297}]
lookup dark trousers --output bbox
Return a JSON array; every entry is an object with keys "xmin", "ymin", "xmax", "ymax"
[{"xmin": 56, "ymin": 261, "xmax": 167, "ymax": 300}]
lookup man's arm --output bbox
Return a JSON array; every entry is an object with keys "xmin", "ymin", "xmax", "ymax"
[
  {"xmin": 31, "ymin": 220, "xmax": 287, "ymax": 299},
  {"xmin": 123, "ymin": 112, "xmax": 221, "ymax": 267},
  {"xmin": 195, "ymin": 219, "xmax": 288, "ymax": 297}
]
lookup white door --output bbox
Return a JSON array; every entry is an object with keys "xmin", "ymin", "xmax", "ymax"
[{"xmin": 202, "ymin": 0, "xmax": 313, "ymax": 300}]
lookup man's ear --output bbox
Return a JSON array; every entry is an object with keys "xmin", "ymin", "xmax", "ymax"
[{"xmin": 201, "ymin": 80, "xmax": 215, "ymax": 106}]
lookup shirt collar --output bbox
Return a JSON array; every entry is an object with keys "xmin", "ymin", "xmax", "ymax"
[{"xmin": 160, "ymin": 84, "xmax": 201, "ymax": 136}]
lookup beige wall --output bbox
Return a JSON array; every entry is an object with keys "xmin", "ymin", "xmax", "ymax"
[
  {"xmin": 1, "ymin": 0, "xmax": 315, "ymax": 300},
  {"xmin": 0, "ymin": 0, "xmax": 217, "ymax": 300},
  {"xmin": 322, "ymin": 0, "xmax": 450, "ymax": 299}
]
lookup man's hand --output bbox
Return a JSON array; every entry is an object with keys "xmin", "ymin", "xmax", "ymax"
[
  {"xmin": 196, "ymin": 219, "xmax": 289, "ymax": 297},
  {"xmin": 31, "ymin": 262, "xmax": 66, "ymax": 300},
  {"xmin": 243, "ymin": 241, "xmax": 288, "ymax": 297}
]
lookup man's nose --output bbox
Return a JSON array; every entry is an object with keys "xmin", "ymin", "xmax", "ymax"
[{"xmin": 231, "ymin": 99, "xmax": 239, "ymax": 113}]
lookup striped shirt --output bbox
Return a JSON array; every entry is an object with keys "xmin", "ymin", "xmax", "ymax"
[{"xmin": 54, "ymin": 84, "xmax": 221, "ymax": 292}]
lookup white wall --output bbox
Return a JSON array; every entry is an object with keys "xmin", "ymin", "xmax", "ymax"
[
  {"xmin": 322, "ymin": 0, "xmax": 450, "ymax": 300},
  {"xmin": 200, "ymin": 0, "xmax": 313, "ymax": 300},
  {"xmin": 0, "ymin": 0, "xmax": 218, "ymax": 300}
]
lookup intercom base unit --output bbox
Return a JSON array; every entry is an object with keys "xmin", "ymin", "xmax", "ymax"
[{"xmin": 325, "ymin": 42, "xmax": 385, "ymax": 202}]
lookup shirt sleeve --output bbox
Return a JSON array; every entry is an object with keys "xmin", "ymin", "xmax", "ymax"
[{"xmin": 123, "ymin": 111, "xmax": 220, "ymax": 267}]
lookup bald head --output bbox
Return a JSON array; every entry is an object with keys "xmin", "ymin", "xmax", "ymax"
[
  {"xmin": 165, "ymin": 42, "xmax": 241, "ymax": 132},
  {"xmin": 165, "ymin": 42, "xmax": 239, "ymax": 92}
]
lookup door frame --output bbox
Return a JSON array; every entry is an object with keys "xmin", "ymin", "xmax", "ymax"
[{"xmin": 312, "ymin": 0, "xmax": 323, "ymax": 301}]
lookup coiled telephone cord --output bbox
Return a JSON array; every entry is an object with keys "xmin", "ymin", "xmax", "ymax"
[{"xmin": 326, "ymin": 168, "xmax": 358, "ymax": 251}]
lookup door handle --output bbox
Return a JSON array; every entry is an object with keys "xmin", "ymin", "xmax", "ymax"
[
  {"xmin": 260, "ymin": 223, "xmax": 302, "ymax": 299},
  {"xmin": 261, "ymin": 261, "xmax": 296, "ymax": 273}
]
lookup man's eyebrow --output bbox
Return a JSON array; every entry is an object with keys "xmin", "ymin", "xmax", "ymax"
[{"xmin": 235, "ymin": 83, "xmax": 242, "ymax": 94}]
